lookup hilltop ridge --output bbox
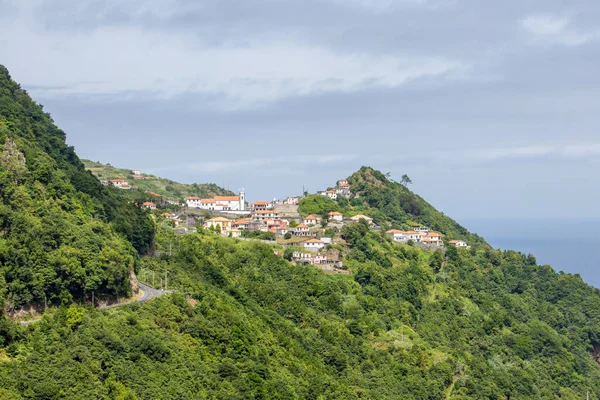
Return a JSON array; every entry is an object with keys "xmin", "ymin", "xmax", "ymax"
[{"xmin": 82, "ymin": 159, "xmax": 233, "ymax": 200}]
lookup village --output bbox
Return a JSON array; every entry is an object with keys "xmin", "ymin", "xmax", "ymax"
[{"xmin": 105, "ymin": 174, "xmax": 470, "ymax": 273}]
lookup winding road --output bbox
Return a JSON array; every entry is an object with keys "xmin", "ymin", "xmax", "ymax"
[
  {"xmin": 137, "ymin": 282, "xmax": 171, "ymax": 303},
  {"xmin": 19, "ymin": 282, "xmax": 171, "ymax": 326}
]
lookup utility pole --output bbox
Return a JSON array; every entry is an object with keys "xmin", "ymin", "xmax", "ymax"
[
  {"xmin": 160, "ymin": 278, "xmax": 163, "ymax": 290},
  {"xmin": 169, "ymin": 241, "xmax": 172, "ymax": 256},
  {"xmin": 165, "ymin": 270, "xmax": 168, "ymax": 291},
  {"xmin": 153, "ymin": 271, "xmax": 155, "ymax": 287},
  {"xmin": 44, "ymin": 294, "xmax": 47, "ymax": 311},
  {"xmin": 92, "ymin": 291, "xmax": 95, "ymax": 308}
]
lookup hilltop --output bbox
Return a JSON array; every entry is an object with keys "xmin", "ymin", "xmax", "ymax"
[
  {"xmin": 82, "ymin": 159, "xmax": 233, "ymax": 200},
  {"xmin": 2, "ymin": 65, "xmax": 600, "ymax": 399}
]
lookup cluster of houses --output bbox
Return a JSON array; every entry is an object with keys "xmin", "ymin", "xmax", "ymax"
[
  {"xmin": 317, "ymin": 178, "xmax": 351, "ymax": 200},
  {"xmin": 148, "ymin": 175, "xmax": 471, "ymax": 271},
  {"xmin": 386, "ymin": 227, "xmax": 469, "ymax": 248}
]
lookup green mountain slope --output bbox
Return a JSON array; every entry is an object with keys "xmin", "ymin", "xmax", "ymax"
[
  {"xmin": 299, "ymin": 166, "xmax": 485, "ymax": 247},
  {"xmin": 82, "ymin": 159, "xmax": 233, "ymax": 199},
  {"xmin": 2, "ymin": 234, "xmax": 600, "ymax": 399},
  {"xmin": 1, "ymin": 66, "xmax": 600, "ymax": 399},
  {"xmin": 0, "ymin": 65, "xmax": 154, "ymax": 311}
]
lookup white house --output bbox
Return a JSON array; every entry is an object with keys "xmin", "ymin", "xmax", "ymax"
[
  {"xmin": 111, "ymin": 178, "xmax": 129, "ymax": 188},
  {"xmin": 420, "ymin": 231, "xmax": 444, "ymax": 247},
  {"xmin": 328, "ymin": 211, "xmax": 343, "ymax": 222},
  {"xmin": 229, "ymin": 229, "xmax": 242, "ymax": 238},
  {"xmin": 387, "ymin": 229, "xmax": 408, "ymax": 242},
  {"xmin": 142, "ymin": 202, "xmax": 156, "ymax": 210},
  {"xmin": 293, "ymin": 223, "xmax": 311, "ymax": 236},
  {"xmin": 186, "ymin": 191, "xmax": 246, "ymax": 211},
  {"xmin": 386, "ymin": 229, "xmax": 422, "ymax": 242},
  {"xmin": 303, "ymin": 238, "xmax": 325, "ymax": 252},
  {"xmin": 304, "ymin": 214, "xmax": 321, "ymax": 226},
  {"xmin": 251, "ymin": 201, "xmax": 272, "ymax": 211},
  {"xmin": 338, "ymin": 178, "xmax": 348, "ymax": 186},
  {"xmin": 326, "ymin": 190, "xmax": 337, "ymax": 200},
  {"xmin": 131, "ymin": 169, "xmax": 141, "ymax": 176},
  {"xmin": 449, "ymin": 240, "xmax": 469, "ymax": 248},
  {"xmin": 415, "ymin": 226, "xmax": 430, "ymax": 233},
  {"xmin": 321, "ymin": 237, "xmax": 333, "ymax": 245},
  {"xmin": 313, "ymin": 254, "xmax": 327, "ymax": 265},
  {"xmin": 292, "ymin": 251, "xmax": 313, "ymax": 263},
  {"xmin": 253, "ymin": 210, "xmax": 281, "ymax": 221},
  {"xmin": 284, "ymin": 197, "xmax": 299, "ymax": 205}
]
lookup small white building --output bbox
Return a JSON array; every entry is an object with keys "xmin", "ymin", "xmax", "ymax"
[
  {"xmin": 449, "ymin": 240, "xmax": 469, "ymax": 248},
  {"xmin": 321, "ymin": 237, "xmax": 333, "ymax": 245},
  {"xmin": 111, "ymin": 178, "xmax": 129, "ymax": 188},
  {"xmin": 387, "ymin": 229, "xmax": 408, "ymax": 242},
  {"xmin": 304, "ymin": 214, "xmax": 321, "ymax": 226},
  {"xmin": 229, "ymin": 229, "xmax": 242, "ymax": 238},
  {"xmin": 251, "ymin": 201, "xmax": 272, "ymax": 211},
  {"xmin": 186, "ymin": 191, "xmax": 246, "ymax": 211},
  {"xmin": 142, "ymin": 202, "xmax": 156, "ymax": 210},
  {"xmin": 292, "ymin": 251, "xmax": 313, "ymax": 263},
  {"xmin": 326, "ymin": 190, "xmax": 337, "ymax": 200},
  {"xmin": 253, "ymin": 210, "xmax": 281, "ymax": 221},
  {"xmin": 328, "ymin": 211, "xmax": 343, "ymax": 222},
  {"xmin": 284, "ymin": 197, "xmax": 299, "ymax": 205},
  {"xmin": 303, "ymin": 238, "xmax": 325, "ymax": 252},
  {"xmin": 132, "ymin": 169, "xmax": 141, "ymax": 176},
  {"xmin": 293, "ymin": 223, "xmax": 311, "ymax": 236},
  {"xmin": 420, "ymin": 231, "xmax": 444, "ymax": 247}
]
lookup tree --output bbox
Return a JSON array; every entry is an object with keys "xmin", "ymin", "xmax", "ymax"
[
  {"xmin": 400, "ymin": 174, "xmax": 412, "ymax": 186},
  {"xmin": 0, "ymin": 137, "xmax": 28, "ymax": 185},
  {"xmin": 284, "ymin": 232, "xmax": 292, "ymax": 240}
]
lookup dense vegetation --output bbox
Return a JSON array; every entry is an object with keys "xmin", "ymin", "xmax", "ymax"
[
  {"xmin": 2, "ymin": 65, "xmax": 600, "ymax": 399},
  {"xmin": 2, "ymin": 232, "xmax": 600, "ymax": 399},
  {"xmin": 0, "ymin": 65, "xmax": 154, "ymax": 309},
  {"xmin": 83, "ymin": 159, "xmax": 233, "ymax": 200}
]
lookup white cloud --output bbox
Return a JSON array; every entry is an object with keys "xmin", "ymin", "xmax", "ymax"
[
  {"xmin": 521, "ymin": 14, "xmax": 600, "ymax": 47},
  {"xmin": 0, "ymin": 1, "xmax": 464, "ymax": 108},
  {"xmin": 381, "ymin": 143, "xmax": 600, "ymax": 168},
  {"xmin": 180, "ymin": 154, "xmax": 357, "ymax": 175}
]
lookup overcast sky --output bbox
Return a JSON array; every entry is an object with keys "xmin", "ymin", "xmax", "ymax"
[{"xmin": 2, "ymin": 0, "xmax": 600, "ymax": 220}]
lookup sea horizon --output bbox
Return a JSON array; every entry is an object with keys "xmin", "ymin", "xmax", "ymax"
[{"xmin": 461, "ymin": 218, "xmax": 600, "ymax": 289}]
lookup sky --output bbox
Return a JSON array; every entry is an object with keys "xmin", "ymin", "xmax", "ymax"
[{"xmin": 2, "ymin": 0, "xmax": 600, "ymax": 220}]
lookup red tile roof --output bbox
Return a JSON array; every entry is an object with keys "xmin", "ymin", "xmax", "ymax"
[{"xmin": 214, "ymin": 196, "xmax": 240, "ymax": 201}]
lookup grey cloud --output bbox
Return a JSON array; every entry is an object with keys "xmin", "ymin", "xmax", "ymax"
[{"xmin": 5, "ymin": 0, "xmax": 600, "ymax": 219}]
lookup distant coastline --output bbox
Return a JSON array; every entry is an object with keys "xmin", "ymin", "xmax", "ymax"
[{"xmin": 462, "ymin": 218, "xmax": 600, "ymax": 288}]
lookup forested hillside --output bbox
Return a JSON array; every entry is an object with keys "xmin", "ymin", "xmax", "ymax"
[
  {"xmin": 0, "ymin": 65, "xmax": 154, "ymax": 310},
  {"xmin": 2, "ymin": 65, "xmax": 600, "ymax": 399},
  {"xmin": 82, "ymin": 159, "xmax": 232, "ymax": 200},
  {"xmin": 2, "ymin": 232, "xmax": 600, "ymax": 399}
]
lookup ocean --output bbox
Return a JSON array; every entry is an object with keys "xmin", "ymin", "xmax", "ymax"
[{"xmin": 461, "ymin": 219, "xmax": 600, "ymax": 289}]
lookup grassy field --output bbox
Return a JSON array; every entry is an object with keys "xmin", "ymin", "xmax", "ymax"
[{"xmin": 82, "ymin": 159, "xmax": 233, "ymax": 200}]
